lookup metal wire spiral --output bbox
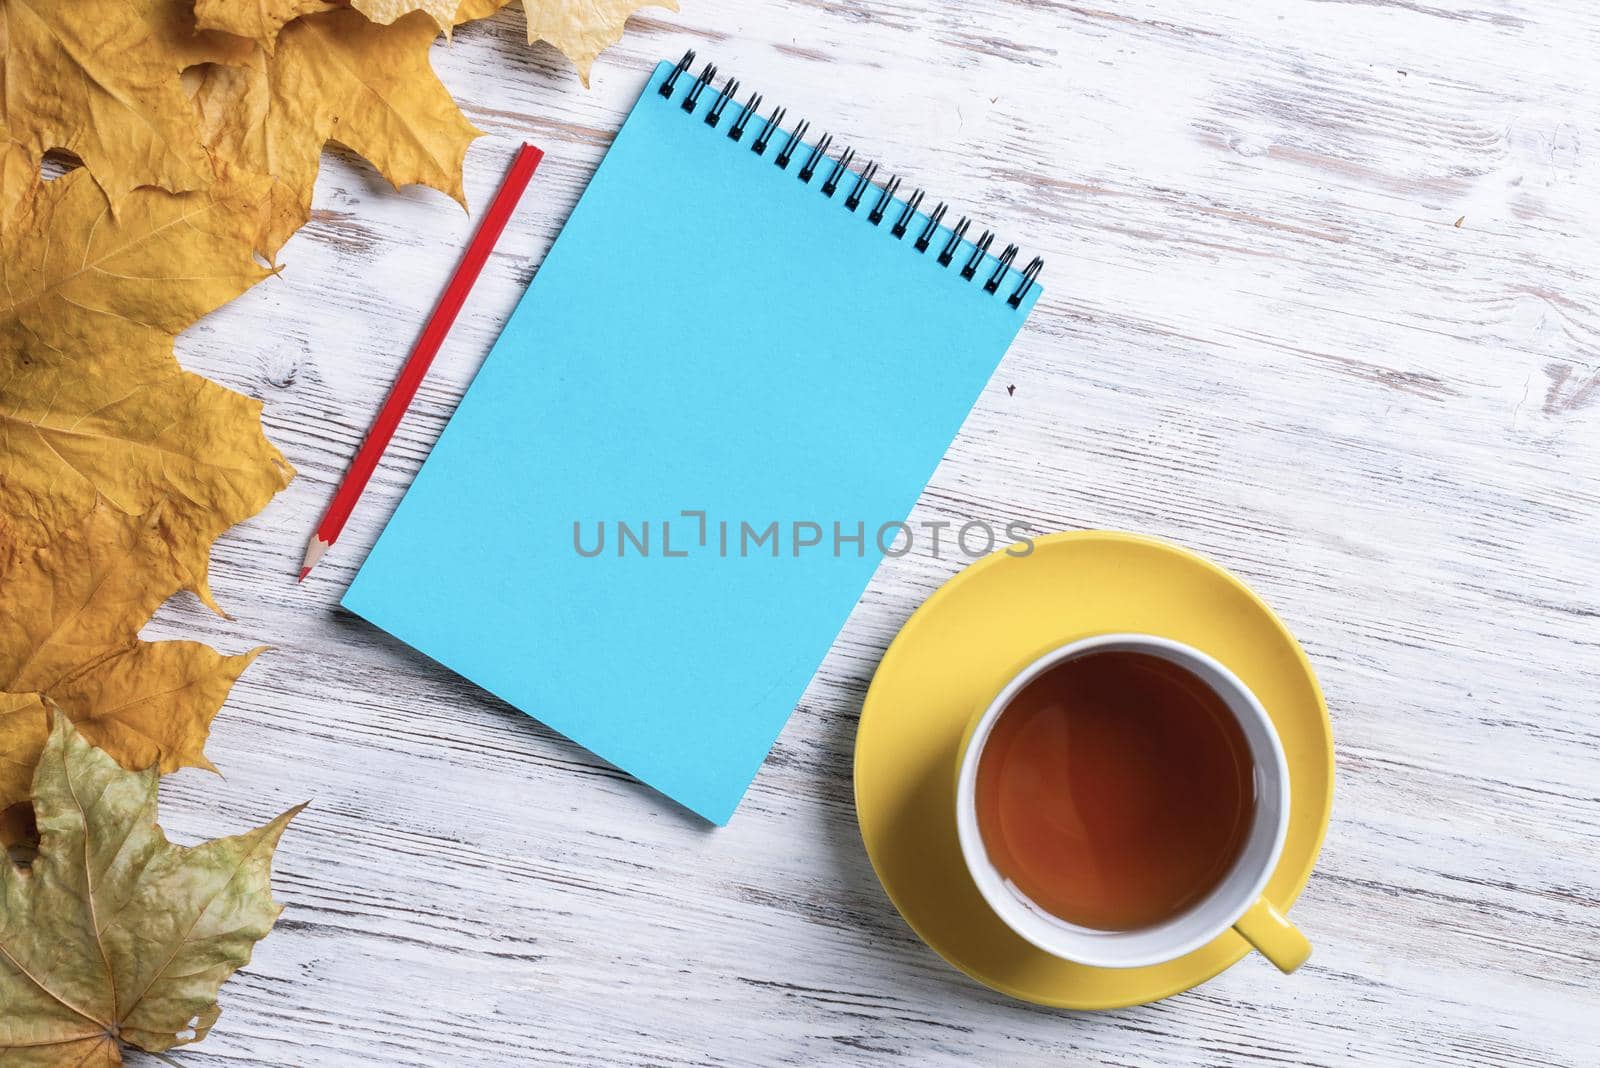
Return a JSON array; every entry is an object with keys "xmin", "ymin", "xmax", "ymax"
[{"xmin": 659, "ymin": 50, "xmax": 1043, "ymax": 309}]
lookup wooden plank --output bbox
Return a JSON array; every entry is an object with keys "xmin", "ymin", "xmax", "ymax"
[{"xmin": 128, "ymin": 0, "xmax": 1598, "ymax": 1063}]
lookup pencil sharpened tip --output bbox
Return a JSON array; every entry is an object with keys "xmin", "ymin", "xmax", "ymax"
[{"xmin": 299, "ymin": 535, "xmax": 330, "ymax": 581}]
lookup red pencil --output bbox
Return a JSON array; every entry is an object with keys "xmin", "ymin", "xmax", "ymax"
[{"xmin": 299, "ymin": 143, "xmax": 545, "ymax": 581}]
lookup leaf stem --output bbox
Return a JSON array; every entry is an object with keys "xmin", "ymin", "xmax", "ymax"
[{"xmin": 148, "ymin": 1052, "xmax": 184, "ymax": 1067}]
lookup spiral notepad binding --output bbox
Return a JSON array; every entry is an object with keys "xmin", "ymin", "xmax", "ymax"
[{"xmin": 659, "ymin": 50, "xmax": 1044, "ymax": 310}]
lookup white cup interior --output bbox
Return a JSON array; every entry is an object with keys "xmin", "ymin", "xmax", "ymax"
[{"xmin": 954, "ymin": 634, "xmax": 1290, "ymax": 969}]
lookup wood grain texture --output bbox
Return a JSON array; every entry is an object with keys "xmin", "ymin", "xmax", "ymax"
[{"xmin": 128, "ymin": 0, "xmax": 1596, "ymax": 1064}]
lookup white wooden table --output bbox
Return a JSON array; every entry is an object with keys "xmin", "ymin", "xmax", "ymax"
[{"xmin": 139, "ymin": 1, "xmax": 1598, "ymax": 1063}]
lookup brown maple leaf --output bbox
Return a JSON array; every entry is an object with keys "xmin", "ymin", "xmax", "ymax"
[{"xmin": 0, "ymin": 713, "xmax": 302, "ymax": 1065}]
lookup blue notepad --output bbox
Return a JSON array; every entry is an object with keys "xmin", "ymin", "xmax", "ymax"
[{"xmin": 343, "ymin": 54, "xmax": 1042, "ymax": 824}]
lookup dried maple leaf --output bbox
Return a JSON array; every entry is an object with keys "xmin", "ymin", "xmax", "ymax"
[
  {"xmin": 0, "ymin": 503, "xmax": 264, "ymax": 814},
  {"xmin": 1, "ymin": 157, "xmax": 288, "ymax": 811},
  {"xmin": 0, "ymin": 142, "xmax": 33, "ymax": 225},
  {"xmin": 192, "ymin": 8, "xmax": 482, "ymax": 256},
  {"xmin": 0, "ymin": 693, "xmax": 49, "ymax": 820},
  {"xmin": 0, "ymin": 162, "xmax": 293, "ymax": 604},
  {"xmin": 354, "ymin": 0, "xmax": 461, "ymax": 32},
  {"xmin": 0, "ymin": 713, "xmax": 301, "ymax": 1065},
  {"xmin": 0, "ymin": 0, "xmax": 252, "ymax": 205},
  {"xmin": 192, "ymin": 0, "xmax": 341, "ymax": 50},
  {"xmin": 524, "ymin": 0, "xmax": 678, "ymax": 85},
  {"xmin": 451, "ymin": 0, "xmax": 678, "ymax": 86}
]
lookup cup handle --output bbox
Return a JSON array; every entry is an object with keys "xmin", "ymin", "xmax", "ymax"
[{"xmin": 1233, "ymin": 898, "xmax": 1311, "ymax": 974}]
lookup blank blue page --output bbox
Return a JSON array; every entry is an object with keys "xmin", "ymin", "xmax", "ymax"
[{"xmin": 342, "ymin": 59, "xmax": 1041, "ymax": 824}]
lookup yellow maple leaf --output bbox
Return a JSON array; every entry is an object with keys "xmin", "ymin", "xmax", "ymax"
[
  {"xmin": 0, "ymin": 164, "xmax": 293, "ymax": 604},
  {"xmin": 192, "ymin": 8, "xmax": 483, "ymax": 256},
  {"xmin": 0, "ymin": 0, "xmax": 252, "ymax": 204},
  {"xmin": 192, "ymin": 0, "xmax": 341, "ymax": 50},
  {"xmin": 353, "ymin": 0, "xmax": 461, "ymax": 33},
  {"xmin": 525, "ymin": 0, "xmax": 678, "ymax": 85},
  {"xmin": 0, "ymin": 714, "xmax": 301, "ymax": 1064},
  {"xmin": 378, "ymin": 0, "xmax": 677, "ymax": 87},
  {"xmin": 0, "ymin": 142, "xmax": 33, "ymax": 225},
  {"xmin": 0, "ymin": 693, "xmax": 49, "ymax": 822},
  {"xmin": 0, "ymin": 503, "xmax": 265, "ymax": 814}
]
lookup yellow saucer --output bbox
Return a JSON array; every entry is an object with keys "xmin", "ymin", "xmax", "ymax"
[{"xmin": 854, "ymin": 531, "xmax": 1334, "ymax": 1009}]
